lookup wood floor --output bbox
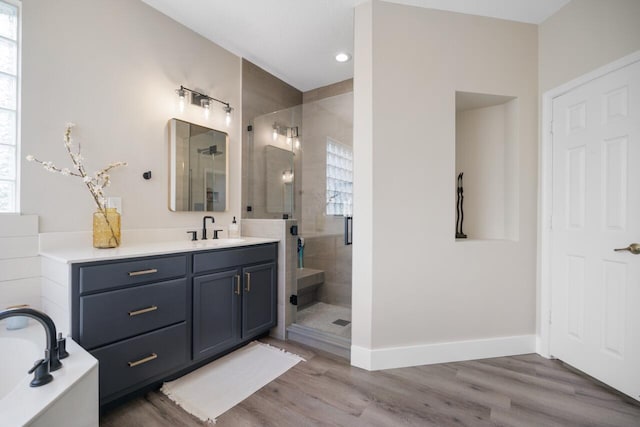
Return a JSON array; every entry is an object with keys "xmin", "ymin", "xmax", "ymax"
[{"xmin": 100, "ymin": 338, "xmax": 640, "ymax": 427}]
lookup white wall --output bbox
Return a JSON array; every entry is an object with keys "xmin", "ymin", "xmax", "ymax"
[
  {"xmin": 0, "ymin": 214, "xmax": 40, "ymax": 311},
  {"xmin": 20, "ymin": 0, "xmax": 242, "ymax": 233},
  {"xmin": 539, "ymin": 0, "xmax": 640, "ymax": 94},
  {"xmin": 351, "ymin": 1, "xmax": 374, "ymax": 362},
  {"xmin": 456, "ymin": 99, "xmax": 518, "ymax": 240},
  {"xmin": 353, "ymin": 1, "xmax": 538, "ymax": 369}
]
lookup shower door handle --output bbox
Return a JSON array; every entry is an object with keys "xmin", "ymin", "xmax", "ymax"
[{"xmin": 344, "ymin": 216, "xmax": 353, "ymax": 245}]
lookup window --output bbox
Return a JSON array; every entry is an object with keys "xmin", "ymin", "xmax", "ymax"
[
  {"xmin": 0, "ymin": 0, "xmax": 18, "ymax": 213},
  {"xmin": 326, "ymin": 138, "xmax": 353, "ymax": 216}
]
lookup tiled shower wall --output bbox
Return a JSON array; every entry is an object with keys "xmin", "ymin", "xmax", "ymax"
[
  {"xmin": 302, "ymin": 233, "xmax": 352, "ymax": 308},
  {"xmin": 241, "ymin": 59, "xmax": 302, "ymax": 220}
]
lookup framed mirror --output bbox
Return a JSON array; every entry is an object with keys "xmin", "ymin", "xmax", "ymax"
[{"xmin": 169, "ymin": 118, "xmax": 228, "ymax": 212}]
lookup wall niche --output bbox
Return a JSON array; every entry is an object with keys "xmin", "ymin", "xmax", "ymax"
[{"xmin": 455, "ymin": 91, "xmax": 519, "ymax": 241}]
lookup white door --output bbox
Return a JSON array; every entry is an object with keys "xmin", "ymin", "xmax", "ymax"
[{"xmin": 550, "ymin": 59, "xmax": 640, "ymax": 401}]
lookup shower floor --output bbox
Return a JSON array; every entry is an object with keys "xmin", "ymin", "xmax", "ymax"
[{"xmin": 295, "ymin": 302, "xmax": 351, "ymax": 340}]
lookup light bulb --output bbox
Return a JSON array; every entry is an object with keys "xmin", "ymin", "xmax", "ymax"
[
  {"xmin": 286, "ymin": 137, "xmax": 292, "ymax": 146},
  {"xmin": 272, "ymin": 127, "xmax": 278, "ymax": 141},
  {"xmin": 224, "ymin": 105, "xmax": 232, "ymax": 127},
  {"xmin": 176, "ymin": 88, "xmax": 186, "ymax": 113},
  {"xmin": 295, "ymin": 138, "xmax": 300, "ymax": 150},
  {"xmin": 201, "ymin": 98, "xmax": 211, "ymax": 119}
]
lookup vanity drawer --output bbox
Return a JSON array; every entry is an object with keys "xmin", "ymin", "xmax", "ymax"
[
  {"xmin": 78, "ymin": 254, "xmax": 187, "ymax": 294},
  {"xmin": 92, "ymin": 322, "xmax": 188, "ymax": 400},
  {"xmin": 193, "ymin": 243, "xmax": 277, "ymax": 274},
  {"xmin": 79, "ymin": 278, "xmax": 187, "ymax": 349}
]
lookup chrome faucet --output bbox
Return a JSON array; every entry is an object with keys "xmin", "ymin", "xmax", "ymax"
[
  {"xmin": 0, "ymin": 307, "xmax": 67, "ymax": 386},
  {"xmin": 202, "ymin": 215, "xmax": 215, "ymax": 240}
]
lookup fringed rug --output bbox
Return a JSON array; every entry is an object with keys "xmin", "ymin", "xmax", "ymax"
[{"xmin": 161, "ymin": 341, "xmax": 304, "ymax": 423}]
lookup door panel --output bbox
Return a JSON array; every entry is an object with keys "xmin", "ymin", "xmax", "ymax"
[
  {"xmin": 192, "ymin": 269, "xmax": 240, "ymax": 360},
  {"xmin": 551, "ymin": 59, "xmax": 640, "ymax": 401},
  {"xmin": 242, "ymin": 262, "xmax": 276, "ymax": 339}
]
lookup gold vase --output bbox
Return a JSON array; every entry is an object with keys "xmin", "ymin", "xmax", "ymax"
[{"xmin": 93, "ymin": 208, "xmax": 121, "ymax": 249}]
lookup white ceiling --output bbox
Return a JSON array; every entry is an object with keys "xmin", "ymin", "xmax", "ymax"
[{"xmin": 141, "ymin": 0, "xmax": 570, "ymax": 92}]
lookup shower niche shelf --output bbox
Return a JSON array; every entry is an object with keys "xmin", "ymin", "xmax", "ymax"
[{"xmin": 455, "ymin": 91, "xmax": 519, "ymax": 241}]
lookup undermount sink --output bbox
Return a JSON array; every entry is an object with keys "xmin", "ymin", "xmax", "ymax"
[
  {"xmin": 198, "ymin": 238, "xmax": 246, "ymax": 246},
  {"xmin": 213, "ymin": 238, "xmax": 246, "ymax": 244}
]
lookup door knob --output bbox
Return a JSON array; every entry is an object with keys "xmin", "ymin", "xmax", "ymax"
[{"xmin": 614, "ymin": 243, "xmax": 640, "ymax": 255}]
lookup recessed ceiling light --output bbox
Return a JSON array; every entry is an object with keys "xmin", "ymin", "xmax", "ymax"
[{"xmin": 335, "ymin": 52, "xmax": 351, "ymax": 63}]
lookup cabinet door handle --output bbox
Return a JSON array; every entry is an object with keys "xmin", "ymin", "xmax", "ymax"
[
  {"xmin": 128, "ymin": 268, "xmax": 158, "ymax": 277},
  {"xmin": 128, "ymin": 353, "xmax": 157, "ymax": 368},
  {"xmin": 128, "ymin": 305, "xmax": 158, "ymax": 317},
  {"xmin": 245, "ymin": 272, "xmax": 251, "ymax": 292},
  {"xmin": 234, "ymin": 275, "xmax": 241, "ymax": 295}
]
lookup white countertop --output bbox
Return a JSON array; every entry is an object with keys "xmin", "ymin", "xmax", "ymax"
[{"xmin": 39, "ymin": 236, "xmax": 280, "ymax": 264}]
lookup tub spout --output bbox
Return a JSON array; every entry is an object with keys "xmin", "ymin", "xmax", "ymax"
[{"xmin": 0, "ymin": 307, "xmax": 63, "ymax": 373}]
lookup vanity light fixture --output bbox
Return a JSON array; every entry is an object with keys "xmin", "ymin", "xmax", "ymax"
[
  {"xmin": 273, "ymin": 123, "xmax": 301, "ymax": 149},
  {"xmin": 175, "ymin": 85, "xmax": 233, "ymax": 124}
]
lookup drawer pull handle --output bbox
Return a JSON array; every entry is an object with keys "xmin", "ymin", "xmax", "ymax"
[
  {"xmin": 128, "ymin": 268, "xmax": 158, "ymax": 277},
  {"xmin": 245, "ymin": 272, "xmax": 251, "ymax": 292},
  {"xmin": 128, "ymin": 305, "xmax": 158, "ymax": 317},
  {"xmin": 234, "ymin": 275, "xmax": 241, "ymax": 295},
  {"xmin": 128, "ymin": 353, "xmax": 157, "ymax": 368}
]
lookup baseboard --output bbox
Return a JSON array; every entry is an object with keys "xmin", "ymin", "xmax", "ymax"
[{"xmin": 351, "ymin": 334, "xmax": 536, "ymax": 371}]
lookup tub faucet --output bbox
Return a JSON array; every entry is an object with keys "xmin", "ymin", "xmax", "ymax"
[
  {"xmin": 0, "ymin": 307, "xmax": 65, "ymax": 377},
  {"xmin": 202, "ymin": 215, "xmax": 215, "ymax": 240}
]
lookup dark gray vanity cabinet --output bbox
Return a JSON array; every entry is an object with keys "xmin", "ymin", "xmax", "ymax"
[
  {"xmin": 71, "ymin": 242, "xmax": 277, "ymax": 406},
  {"xmin": 192, "ymin": 245, "xmax": 277, "ymax": 361}
]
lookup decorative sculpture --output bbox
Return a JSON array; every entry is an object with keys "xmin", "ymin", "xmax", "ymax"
[{"xmin": 456, "ymin": 172, "xmax": 467, "ymax": 239}]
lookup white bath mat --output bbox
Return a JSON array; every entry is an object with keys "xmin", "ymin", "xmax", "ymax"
[{"xmin": 161, "ymin": 341, "xmax": 304, "ymax": 423}]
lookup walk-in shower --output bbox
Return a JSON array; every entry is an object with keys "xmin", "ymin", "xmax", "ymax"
[{"xmin": 243, "ymin": 89, "xmax": 353, "ymax": 358}]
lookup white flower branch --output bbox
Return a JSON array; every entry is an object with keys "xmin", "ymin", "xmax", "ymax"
[
  {"xmin": 26, "ymin": 123, "xmax": 127, "ymax": 211},
  {"xmin": 26, "ymin": 123, "xmax": 127, "ymax": 247}
]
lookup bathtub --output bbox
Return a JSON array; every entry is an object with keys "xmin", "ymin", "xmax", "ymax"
[{"xmin": 0, "ymin": 321, "xmax": 99, "ymax": 427}]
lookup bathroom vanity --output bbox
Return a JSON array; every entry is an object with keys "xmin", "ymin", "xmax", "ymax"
[{"xmin": 40, "ymin": 238, "xmax": 277, "ymax": 406}]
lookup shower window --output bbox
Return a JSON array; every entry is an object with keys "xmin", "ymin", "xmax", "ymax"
[
  {"xmin": 326, "ymin": 138, "xmax": 353, "ymax": 216},
  {"xmin": 0, "ymin": 0, "xmax": 19, "ymax": 212}
]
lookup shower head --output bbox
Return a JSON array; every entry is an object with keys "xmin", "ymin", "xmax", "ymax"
[{"xmin": 197, "ymin": 145, "xmax": 223, "ymax": 156}]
